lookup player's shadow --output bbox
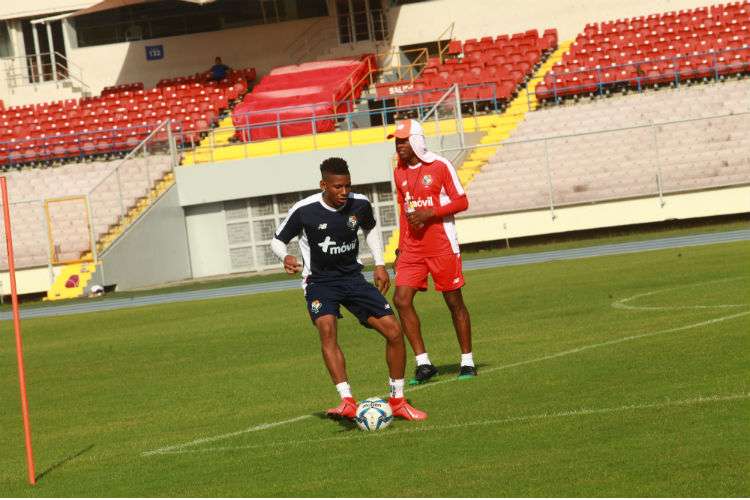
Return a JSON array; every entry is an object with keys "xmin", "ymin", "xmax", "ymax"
[
  {"xmin": 312, "ymin": 411, "xmax": 358, "ymax": 431},
  {"xmin": 433, "ymin": 362, "xmax": 488, "ymax": 377},
  {"xmin": 35, "ymin": 444, "xmax": 94, "ymax": 482}
]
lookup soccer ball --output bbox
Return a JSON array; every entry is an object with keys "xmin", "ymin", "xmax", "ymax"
[{"xmin": 355, "ymin": 397, "xmax": 393, "ymax": 431}]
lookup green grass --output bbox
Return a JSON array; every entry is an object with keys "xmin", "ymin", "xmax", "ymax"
[
  {"xmin": 1, "ymin": 240, "xmax": 748, "ymax": 496},
  {"xmin": 6, "ymin": 216, "xmax": 748, "ymax": 311}
]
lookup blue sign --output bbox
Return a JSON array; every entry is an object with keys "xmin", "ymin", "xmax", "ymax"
[{"xmin": 145, "ymin": 45, "xmax": 164, "ymax": 61}]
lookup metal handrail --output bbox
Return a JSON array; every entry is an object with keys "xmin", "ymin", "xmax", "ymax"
[
  {"xmin": 437, "ymin": 21, "xmax": 456, "ymax": 62},
  {"xmin": 1, "ymin": 51, "xmax": 90, "ymax": 91},
  {"xmin": 436, "ymin": 109, "xmax": 750, "ymax": 151}
]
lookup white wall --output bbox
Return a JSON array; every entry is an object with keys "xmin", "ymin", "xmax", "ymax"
[
  {"xmin": 65, "ymin": 16, "xmax": 330, "ymax": 94},
  {"xmin": 456, "ymin": 185, "xmax": 750, "ymax": 244},
  {"xmin": 0, "ymin": 0, "xmax": 94, "ymax": 20},
  {"xmin": 388, "ymin": 0, "xmax": 720, "ymax": 46},
  {"xmin": 0, "ymin": 265, "xmax": 54, "ymax": 296},
  {"xmin": 184, "ymin": 202, "xmax": 230, "ymax": 278}
]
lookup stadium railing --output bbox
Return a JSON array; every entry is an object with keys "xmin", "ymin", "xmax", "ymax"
[
  {"xmin": 441, "ymin": 110, "xmax": 750, "ymax": 218},
  {"xmin": 177, "ymin": 82, "xmax": 496, "ymax": 163},
  {"xmin": 0, "ymin": 119, "xmax": 178, "ymax": 272},
  {"xmin": 2, "ymin": 51, "xmax": 90, "ymax": 93}
]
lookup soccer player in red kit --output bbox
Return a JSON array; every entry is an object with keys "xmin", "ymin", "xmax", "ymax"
[{"xmin": 389, "ymin": 119, "xmax": 476, "ymax": 384}]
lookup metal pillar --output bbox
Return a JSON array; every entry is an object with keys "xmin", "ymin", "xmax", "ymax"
[
  {"xmin": 44, "ymin": 22, "xmax": 56, "ymax": 81},
  {"xmin": 31, "ymin": 25, "xmax": 43, "ymax": 83}
]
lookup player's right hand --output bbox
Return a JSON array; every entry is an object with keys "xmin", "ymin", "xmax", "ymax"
[{"xmin": 283, "ymin": 255, "xmax": 302, "ymax": 274}]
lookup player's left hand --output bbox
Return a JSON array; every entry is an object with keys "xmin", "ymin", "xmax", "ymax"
[
  {"xmin": 373, "ymin": 265, "xmax": 391, "ymax": 294},
  {"xmin": 407, "ymin": 208, "xmax": 434, "ymax": 227}
]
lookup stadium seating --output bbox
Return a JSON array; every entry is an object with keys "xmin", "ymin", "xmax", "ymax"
[
  {"xmin": 464, "ymin": 79, "xmax": 750, "ymax": 217},
  {"xmin": 0, "ymin": 68, "xmax": 255, "ymax": 167},
  {"xmin": 231, "ymin": 56, "xmax": 374, "ymax": 142},
  {"xmin": 536, "ymin": 2, "xmax": 750, "ymax": 101},
  {"xmin": 0, "ymin": 155, "xmax": 173, "ymax": 270},
  {"xmin": 375, "ymin": 28, "xmax": 558, "ymax": 108}
]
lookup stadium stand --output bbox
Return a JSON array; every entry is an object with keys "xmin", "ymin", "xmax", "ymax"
[
  {"xmin": 375, "ymin": 29, "xmax": 558, "ymax": 110},
  {"xmin": 536, "ymin": 1, "xmax": 750, "ymax": 101},
  {"xmin": 0, "ymin": 68, "xmax": 255, "ymax": 167},
  {"xmin": 0, "ymin": 154, "xmax": 173, "ymax": 271},
  {"xmin": 231, "ymin": 56, "xmax": 374, "ymax": 142},
  {"xmin": 464, "ymin": 79, "xmax": 750, "ymax": 216}
]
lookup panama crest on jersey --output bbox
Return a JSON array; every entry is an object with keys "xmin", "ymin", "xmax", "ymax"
[
  {"xmin": 347, "ymin": 214, "xmax": 358, "ymax": 231},
  {"xmin": 311, "ymin": 300, "xmax": 322, "ymax": 314},
  {"xmin": 422, "ymin": 174, "xmax": 433, "ymax": 187}
]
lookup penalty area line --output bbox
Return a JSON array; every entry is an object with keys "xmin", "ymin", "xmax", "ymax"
[{"xmin": 141, "ymin": 310, "xmax": 750, "ymax": 457}]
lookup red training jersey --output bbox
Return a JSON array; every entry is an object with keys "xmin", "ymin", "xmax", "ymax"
[{"xmin": 394, "ymin": 155, "xmax": 469, "ymax": 257}]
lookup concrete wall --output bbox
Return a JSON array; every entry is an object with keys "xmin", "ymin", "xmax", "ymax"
[
  {"xmin": 174, "ymin": 134, "xmax": 461, "ymax": 206},
  {"xmin": 456, "ymin": 185, "xmax": 750, "ymax": 244},
  {"xmin": 184, "ymin": 202, "xmax": 229, "ymax": 278},
  {"xmin": 0, "ymin": 0, "xmax": 94, "ymax": 20},
  {"xmin": 64, "ymin": 16, "xmax": 332, "ymax": 93},
  {"xmin": 0, "ymin": 265, "xmax": 55, "ymax": 296},
  {"xmin": 387, "ymin": 0, "xmax": 718, "ymax": 46},
  {"xmin": 98, "ymin": 184, "xmax": 192, "ymax": 291}
]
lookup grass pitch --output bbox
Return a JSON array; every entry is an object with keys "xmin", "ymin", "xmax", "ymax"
[{"xmin": 0, "ymin": 240, "xmax": 748, "ymax": 497}]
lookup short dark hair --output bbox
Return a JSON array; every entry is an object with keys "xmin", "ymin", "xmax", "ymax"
[{"xmin": 320, "ymin": 157, "xmax": 350, "ymax": 178}]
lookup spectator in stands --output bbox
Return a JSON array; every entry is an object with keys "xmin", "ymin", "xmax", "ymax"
[{"xmin": 209, "ymin": 57, "xmax": 231, "ymax": 81}]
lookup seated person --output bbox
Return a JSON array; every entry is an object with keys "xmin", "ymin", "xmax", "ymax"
[{"xmin": 209, "ymin": 57, "xmax": 230, "ymax": 81}]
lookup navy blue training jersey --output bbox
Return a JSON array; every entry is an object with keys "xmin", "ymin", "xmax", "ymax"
[{"xmin": 274, "ymin": 192, "xmax": 377, "ymax": 283}]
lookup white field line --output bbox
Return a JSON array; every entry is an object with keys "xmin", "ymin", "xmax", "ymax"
[
  {"xmin": 141, "ymin": 415, "xmax": 312, "ymax": 457},
  {"xmin": 141, "ymin": 309, "xmax": 750, "ymax": 457},
  {"xmin": 406, "ymin": 310, "xmax": 750, "ymax": 395},
  {"xmin": 612, "ymin": 276, "xmax": 748, "ymax": 311},
  {"xmin": 151, "ymin": 392, "xmax": 750, "ymax": 455}
]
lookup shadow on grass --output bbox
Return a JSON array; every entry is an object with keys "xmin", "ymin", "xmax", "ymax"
[
  {"xmin": 432, "ymin": 362, "xmax": 488, "ymax": 377},
  {"xmin": 36, "ymin": 444, "xmax": 94, "ymax": 482},
  {"xmin": 312, "ymin": 411, "xmax": 357, "ymax": 431}
]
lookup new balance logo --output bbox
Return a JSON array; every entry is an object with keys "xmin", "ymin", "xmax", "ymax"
[{"xmin": 318, "ymin": 236, "xmax": 357, "ymax": 255}]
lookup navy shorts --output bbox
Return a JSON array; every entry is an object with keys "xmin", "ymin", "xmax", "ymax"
[{"xmin": 304, "ymin": 275, "xmax": 394, "ymax": 328}]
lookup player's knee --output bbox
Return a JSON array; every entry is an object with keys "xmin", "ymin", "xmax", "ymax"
[
  {"xmin": 443, "ymin": 291, "xmax": 465, "ymax": 311},
  {"xmin": 393, "ymin": 291, "xmax": 413, "ymax": 311},
  {"xmin": 383, "ymin": 323, "xmax": 402, "ymax": 343}
]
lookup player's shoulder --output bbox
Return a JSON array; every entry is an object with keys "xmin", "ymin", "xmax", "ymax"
[
  {"xmin": 287, "ymin": 192, "xmax": 322, "ymax": 214},
  {"xmin": 348, "ymin": 192, "xmax": 372, "ymax": 206},
  {"xmin": 428, "ymin": 154, "xmax": 457, "ymax": 172}
]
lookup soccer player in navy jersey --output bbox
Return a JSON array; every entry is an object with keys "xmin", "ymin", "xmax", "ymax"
[{"xmin": 271, "ymin": 157, "xmax": 427, "ymax": 421}]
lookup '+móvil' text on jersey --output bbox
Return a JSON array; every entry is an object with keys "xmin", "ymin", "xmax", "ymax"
[{"xmin": 274, "ymin": 192, "xmax": 377, "ymax": 284}]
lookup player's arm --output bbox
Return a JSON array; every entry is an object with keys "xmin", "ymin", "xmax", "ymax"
[
  {"xmin": 408, "ymin": 161, "xmax": 468, "ymax": 225},
  {"xmin": 361, "ymin": 200, "xmax": 390, "ymax": 294},
  {"xmin": 434, "ymin": 160, "xmax": 468, "ymax": 217},
  {"xmin": 272, "ymin": 205, "xmax": 304, "ymax": 274}
]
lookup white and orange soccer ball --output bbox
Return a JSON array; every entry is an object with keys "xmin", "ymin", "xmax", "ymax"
[{"xmin": 355, "ymin": 398, "xmax": 393, "ymax": 431}]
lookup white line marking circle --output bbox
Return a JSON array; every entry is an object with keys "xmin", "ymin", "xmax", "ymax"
[{"xmin": 612, "ymin": 277, "xmax": 748, "ymax": 311}]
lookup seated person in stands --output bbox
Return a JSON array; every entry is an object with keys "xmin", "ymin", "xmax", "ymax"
[{"xmin": 209, "ymin": 57, "xmax": 230, "ymax": 81}]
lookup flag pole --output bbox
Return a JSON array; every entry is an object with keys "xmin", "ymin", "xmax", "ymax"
[{"xmin": 1, "ymin": 176, "xmax": 36, "ymax": 485}]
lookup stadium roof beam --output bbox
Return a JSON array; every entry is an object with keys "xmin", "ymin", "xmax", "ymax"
[{"xmin": 71, "ymin": 0, "xmax": 216, "ymax": 17}]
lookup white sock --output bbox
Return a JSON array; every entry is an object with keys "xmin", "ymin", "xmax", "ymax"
[
  {"xmin": 461, "ymin": 352, "xmax": 475, "ymax": 367},
  {"xmin": 415, "ymin": 352, "xmax": 431, "ymax": 366},
  {"xmin": 389, "ymin": 378, "xmax": 405, "ymax": 399},
  {"xmin": 335, "ymin": 381, "xmax": 352, "ymax": 399}
]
